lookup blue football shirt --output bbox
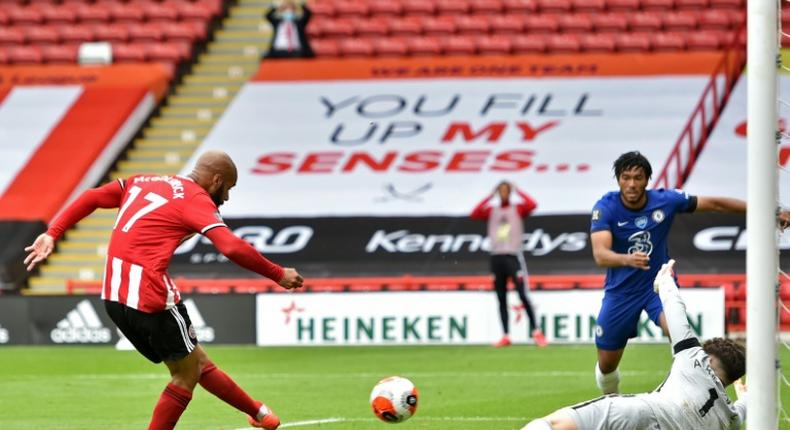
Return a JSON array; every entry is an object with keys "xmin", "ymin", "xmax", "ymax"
[{"xmin": 590, "ymin": 189, "xmax": 696, "ymax": 293}]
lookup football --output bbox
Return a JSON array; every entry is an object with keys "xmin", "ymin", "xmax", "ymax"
[{"xmin": 369, "ymin": 376, "xmax": 419, "ymax": 423}]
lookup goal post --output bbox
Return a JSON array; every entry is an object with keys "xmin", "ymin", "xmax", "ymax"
[{"xmin": 746, "ymin": 0, "xmax": 780, "ymax": 426}]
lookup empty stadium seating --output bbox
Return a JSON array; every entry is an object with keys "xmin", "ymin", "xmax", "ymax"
[
  {"xmin": 0, "ymin": 0, "xmax": 222, "ymax": 69},
  {"xmin": 305, "ymin": 0, "xmax": 746, "ymax": 58}
]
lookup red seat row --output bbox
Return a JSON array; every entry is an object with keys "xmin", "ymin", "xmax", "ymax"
[
  {"xmin": 309, "ymin": 10, "xmax": 743, "ymax": 39},
  {"xmin": 0, "ymin": 41, "xmax": 190, "ymax": 64},
  {"xmin": 0, "ymin": 22, "xmax": 206, "ymax": 45},
  {"xmin": 311, "ymin": 31, "xmax": 734, "ymax": 57},
  {"xmin": 0, "ymin": 0, "xmax": 218, "ymax": 25},
  {"xmin": 309, "ymin": 0, "xmax": 744, "ymax": 18}
]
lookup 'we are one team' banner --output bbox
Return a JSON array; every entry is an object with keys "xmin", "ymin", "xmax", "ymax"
[{"xmin": 184, "ymin": 54, "xmax": 724, "ymax": 218}]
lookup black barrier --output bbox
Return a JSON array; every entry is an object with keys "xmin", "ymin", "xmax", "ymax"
[
  {"xmin": 0, "ymin": 220, "xmax": 46, "ymax": 290},
  {"xmin": 0, "ymin": 294, "xmax": 256, "ymax": 346},
  {"xmin": 168, "ymin": 213, "xmax": 770, "ymax": 277}
]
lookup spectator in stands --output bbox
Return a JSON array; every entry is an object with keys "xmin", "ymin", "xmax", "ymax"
[
  {"xmin": 523, "ymin": 260, "xmax": 747, "ymax": 430},
  {"xmin": 24, "ymin": 151, "xmax": 302, "ymax": 430},
  {"xmin": 265, "ymin": 0, "xmax": 314, "ymax": 59},
  {"xmin": 471, "ymin": 181, "xmax": 547, "ymax": 348}
]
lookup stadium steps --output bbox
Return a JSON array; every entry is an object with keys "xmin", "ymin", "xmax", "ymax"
[{"xmin": 27, "ymin": 0, "xmax": 274, "ymax": 293}]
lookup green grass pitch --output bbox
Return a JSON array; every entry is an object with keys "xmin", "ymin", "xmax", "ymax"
[{"xmin": 1, "ymin": 344, "xmax": 788, "ymax": 429}]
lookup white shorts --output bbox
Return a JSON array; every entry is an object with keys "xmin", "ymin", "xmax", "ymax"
[{"xmin": 562, "ymin": 394, "xmax": 660, "ymax": 430}]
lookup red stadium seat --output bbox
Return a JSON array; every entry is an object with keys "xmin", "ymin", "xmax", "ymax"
[
  {"xmin": 0, "ymin": 48, "xmax": 7, "ymax": 65},
  {"xmin": 8, "ymin": 46, "xmax": 43, "ymax": 64},
  {"xmin": 538, "ymin": 0, "xmax": 572, "ymax": 13},
  {"xmin": 524, "ymin": 14, "xmax": 560, "ymax": 33},
  {"xmin": 111, "ymin": 4, "xmax": 145, "ymax": 23},
  {"xmin": 9, "ymin": 7, "xmax": 43, "ymax": 25},
  {"xmin": 546, "ymin": 33, "xmax": 581, "ymax": 52},
  {"xmin": 675, "ymin": 0, "xmax": 708, "ymax": 9},
  {"xmin": 629, "ymin": 12, "xmax": 663, "ymax": 32},
  {"xmin": 355, "ymin": 17, "xmax": 389, "ymax": 38},
  {"xmin": 93, "ymin": 24, "xmax": 129, "ymax": 42},
  {"xmin": 306, "ymin": 20, "xmax": 323, "ymax": 39},
  {"xmin": 580, "ymin": 33, "xmax": 616, "ymax": 51},
  {"xmin": 334, "ymin": 1, "xmax": 370, "ymax": 18},
  {"xmin": 143, "ymin": 3, "xmax": 179, "ymax": 23},
  {"xmin": 503, "ymin": 0, "xmax": 539, "ymax": 12},
  {"xmin": 389, "ymin": 17, "xmax": 422, "ymax": 37},
  {"xmin": 402, "ymin": 0, "xmax": 436, "ymax": 16},
  {"xmin": 559, "ymin": 14, "xmax": 594, "ymax": 33},
  {"xmin": 308, "ymin": 2, "xmax": 335, "ymax": 18},
  {"xmin": 60, "ymin": 24, "xmax": 95, "ymax": 43},
  {"xmin": 174, "ymin": 2, "xmax": 212, "ymax": 22},
  {"xmin": 606, "ymin": 0, "xmax": 640, "ymax": 12},
  {"xmin": 321, "ymin": 17, "xmax": 356, "ymax": 38},
  {"xmin": 162, "ymin": 22, "xmax": 200, "ymax": 42},
  {"xmin": 574, "ymin": 0, "xmax": 606, "ymax": 13},
  {"xmin": 373, "ymin": 37, "xmax": 408, "ymax": 56},
  {"xmin": 422, "ymin": 16, "xmax": 457, "ymax": 36},
  {"xmin": 25, "ymin": 25, "xmax": 60, "ymax": 45},
  {"xmin": 368, "ymin": 1, "xmax": 402, "ymax": 16},
  {"xmin": 455, "ymin": 15, "xmax": 491, "ymax": 34},
  {"xmin": 699, "ymin": 9, "xmax": 731, "ymax": 29},
  {"xmin": 615, "ymin": 32, "xmax": 651, "ymax": 51},
  {"xmin": 591, "ymin": 13, "xmax": 628, "ymax": 33},
  {"xmin": 43, "ymin": 7, "xmax": 78, "ymax": 25},
  {"xmin": 339, "ymin": 38, "xmax": 374, "ymax": 57},
  {"xmin": 512, "ymin": 34, "xmax": 547, "ymax": 53},
  {"xmin": 0, "ymin": 10, "xmax": 8, "ymax": 27},
  {"xmin": 470, "ymin": 0, "xmax": 505, "ymax": 14},
  {"xmin": 728, "ymin": 10, "xmax": 745, "ymax": 27},
  {"xmin": 489, "ymin": 14, "xmax": 524, "ymax": 34},
  {"xmin": 476, "ymin": 34, "xmax": 512, "ymax": 54},
  {"xmin": 642, "ymin": 0, "xmax": 674, "ymax": 11},
  {"xmin": 441, "ymin": 35, "xmax": 477, "ymax": 55},
  {"xmin": 128, "ymin": 23, "xmax": 164, "ymax": 42},
  {"xmin": 407, "ymin": 36, "xmax": 442, "ymax": 56},
  {"xmin": 663, "ymin": 11, "xmax": 698, "ymax": 31},
  {"xmin": 651, "ymin": 32, "xmax": 686, "ymax": 51},
  {"xmin": 78, "ymin": 5, "xmax": 112, "ymax": 24},
  {"xmin": 0, "ymin": 27, "xmax": 25, "ymax": 46},
  {"xmin": 112, "ymin": 43, "xmax": 147, "ymax": 62},
  {"xmin": 708, "ymin": 0, "xmax": 743, "ymax": 9},
  {"xmin": 437, "ymin": 0, "xmax": 471, "ymax": 15},
  {"xmin": 42, "ymin": 44, "xmax": 78, "ymax": 64},
  {"xmin": 310, "ymin": 38, "xmax": 340, "ymax": 57},
  {"xmin": 685, "ymin": 31, "xmax": 721, "ymax": 50}
]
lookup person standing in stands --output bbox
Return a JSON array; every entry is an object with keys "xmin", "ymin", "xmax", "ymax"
[
  {"xmin": 471, "ymin": 181, "xmax": 548, "ymax": 348},
  {"xmin": 24, "ymin": 151, "xmax": 302, "ymax": 430},
  {"xmin": 265, "ymin": 0, "xmax": 314, "ymax": 59}
]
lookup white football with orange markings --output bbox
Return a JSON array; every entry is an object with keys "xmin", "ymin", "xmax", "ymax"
[{"xmin": 369, "ymin": 376, "xmax": 419, "ymax": 423}]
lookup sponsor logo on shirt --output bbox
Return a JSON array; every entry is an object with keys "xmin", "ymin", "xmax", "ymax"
[{"xmin": 51, "ymin": 300, "xmax": 111, "ymax": 344}]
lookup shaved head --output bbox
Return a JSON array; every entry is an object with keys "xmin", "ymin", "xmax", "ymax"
[{"xmin": 188, "ymin": 150, "xmax": 238, "ymax": 206}]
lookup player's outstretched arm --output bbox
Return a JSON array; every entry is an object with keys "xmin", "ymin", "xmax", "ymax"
[
  {"xmin": 732, "ymin": 378, "xmax": 747, "ymax": 426},
  {"xmin": 24, "ymin": 180, "xmax": 124, "ymax": 271},
  {"xmin": 205, "ymin": 227, "xmax": 303, "ymax": 289},
  {"xmin": 696, "ymin": 196, "xmax": 790, "ymax": 230},
  {"xmin": 470, "ymin": 191, "xmax": 495, "ymax": 220},
  {"xmin": 653, "ymin": 260, "xmax": 696, "ymax": 353}
]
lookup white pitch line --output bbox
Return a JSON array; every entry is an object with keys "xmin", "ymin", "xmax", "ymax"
[
  {"xmin": 233, "ymin": 416, "xmax": 534, "ymax": 429},
  {"xmin": 233, "ymin": 417, "xmax": 346, "ymax": 430}
]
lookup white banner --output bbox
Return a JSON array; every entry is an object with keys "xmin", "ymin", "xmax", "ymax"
[
  {"xmin": 255, "ymin": 289, "xmax": 724, "ymax": 346},
  {"xmin": 685, "ymin": 75, "xmax": 790, "ymax": 202},
  {"xmin": 187, "ymin": 77, "xmax": 708, "ymax": 217}
]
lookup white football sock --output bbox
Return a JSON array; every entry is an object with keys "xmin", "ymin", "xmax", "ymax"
[
  {"xmin": 595, "ymin": 362, "xmax": 620, "ymax": 394},
  {"xmin": 522, "ymin": 419, "xmax": 553, "ymax": 430}
]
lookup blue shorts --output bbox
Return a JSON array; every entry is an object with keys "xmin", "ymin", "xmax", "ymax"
[{"xmin": 594, "ymin": 289, "xmax": 663, "ymax": 351}]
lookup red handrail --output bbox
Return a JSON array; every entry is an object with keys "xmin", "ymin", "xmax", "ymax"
[{"xmin": 654, "ymin": 28, "xmax": 746, "ymax": 189}]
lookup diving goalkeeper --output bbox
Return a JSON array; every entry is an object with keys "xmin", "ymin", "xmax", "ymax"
[{"xmin": 523, "ymin": 259, "xmax": 747, "ymax": 430}]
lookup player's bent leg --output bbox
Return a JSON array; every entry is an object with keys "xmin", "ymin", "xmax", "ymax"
[
  {"xmin": 196, "ymin": 346, "xmax": 279, "ymax": 430},
  {"xmin": 595, "ymin": 349, "xmax": 623, "ymax": 394},
  {"xmin": 148, "ymin": 349, "xmax": 204, "ymax": 430}
]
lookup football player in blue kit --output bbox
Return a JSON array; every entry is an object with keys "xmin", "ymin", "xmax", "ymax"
[{"xmin": 589, "ymin": 151, "xmax": 790, "ymax": 394}]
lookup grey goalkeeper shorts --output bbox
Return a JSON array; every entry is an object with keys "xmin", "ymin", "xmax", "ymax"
[{"xmin": 561, "ymin": 394, "xmax": 660, "ymax": 430}]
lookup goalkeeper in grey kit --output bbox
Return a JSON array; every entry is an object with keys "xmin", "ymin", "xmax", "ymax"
[{"xmin": 523, "ymin": 260, "xmax": 747, "ymax": 430}]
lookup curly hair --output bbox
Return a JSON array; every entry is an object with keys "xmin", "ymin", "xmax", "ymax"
[
  {"xmin": 703, "ymin": 337, "xmax": 746, "ymax": 383},
  {"xmin": 613, "ymin": 151, "xmax": 652, "ymax": 180}
]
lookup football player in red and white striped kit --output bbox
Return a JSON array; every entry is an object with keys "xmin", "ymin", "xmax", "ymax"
[{"xmin": 24, "ymin": 150, "xmax": 302, "ymax": 430}]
